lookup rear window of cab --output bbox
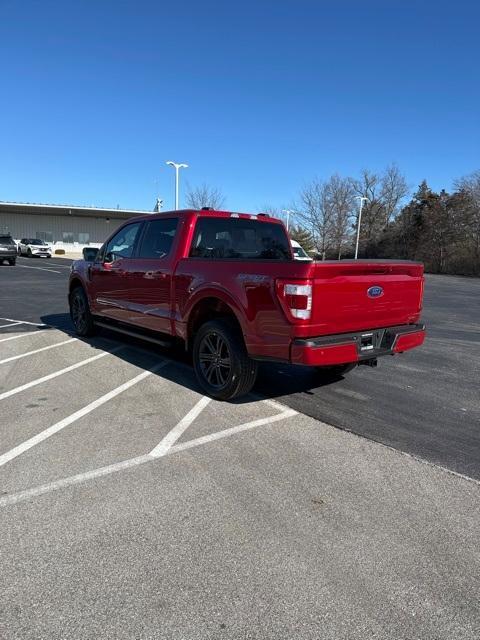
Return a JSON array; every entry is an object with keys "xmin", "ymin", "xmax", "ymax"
[{"xmin": 189, "ymin": 217, "xmax": 292, "ymax": 260}]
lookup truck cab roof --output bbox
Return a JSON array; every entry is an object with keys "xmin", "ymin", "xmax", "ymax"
[{"xmin": 129, "ymin": 209, "xmax": 284, "ymax": 225}]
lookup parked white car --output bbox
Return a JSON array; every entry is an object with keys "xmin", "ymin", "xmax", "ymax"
[
  {"xmin": 291, "ymin": 239, "xmax": 312, "ymax": 261},
  {"xmin": 18, "ymin": 238, "xmax": 53, "ymax": 258}
]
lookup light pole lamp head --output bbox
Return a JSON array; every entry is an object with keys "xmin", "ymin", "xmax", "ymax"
[{"xmin": 166, "ymin": 161, "xmax": 188, "ymax": 170}]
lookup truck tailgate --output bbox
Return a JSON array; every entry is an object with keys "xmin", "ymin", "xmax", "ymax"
[{"xmin": 308, "ymin": 261, "xmax": 424, "ymax": 335}]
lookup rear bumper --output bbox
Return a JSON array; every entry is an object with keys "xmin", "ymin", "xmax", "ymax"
[{"xmin": 290, "ymin": 324, "xmax": 426, "ymax": 367}]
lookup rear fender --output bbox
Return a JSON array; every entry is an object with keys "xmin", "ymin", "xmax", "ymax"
[{"xmin": 181, "ymin": 286, "xmax": 248, "ymax": 342}]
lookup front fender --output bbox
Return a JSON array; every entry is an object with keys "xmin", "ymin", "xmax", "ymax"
[{"xmin": 69, "ymin": 262, "xmax": 92, "ymax": 302}]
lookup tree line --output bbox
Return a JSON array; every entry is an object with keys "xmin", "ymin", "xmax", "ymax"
[{"xmin": 185, "ymin": 168, "xmax": 480, "ymax": 275}]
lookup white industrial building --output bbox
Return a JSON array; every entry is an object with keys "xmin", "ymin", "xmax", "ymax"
[{"xmin": 0, "ymin": 201, "xmax": 151, "ymax": 253}]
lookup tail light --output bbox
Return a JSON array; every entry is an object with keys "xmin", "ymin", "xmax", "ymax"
[
  {"xmin": 276, "ymin": 279, "xmax": 313, "ymax": 322},
  {"xmin": 419, "ymin": 276, "xmax": 425, "ymax": 311}
]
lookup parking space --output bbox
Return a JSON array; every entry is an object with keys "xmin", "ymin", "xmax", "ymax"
[{"xmin": 0, "ymin": 319, "xmax": 296, "ymax": 506}]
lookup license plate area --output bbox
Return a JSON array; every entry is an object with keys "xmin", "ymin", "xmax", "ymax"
[
  {"xmin": 357, "ymin": 329, "xmax": 390, "ymax": 356},
  {"xmin": 360, "ymin": 333, "xmax": 374, "ymax": 352}
]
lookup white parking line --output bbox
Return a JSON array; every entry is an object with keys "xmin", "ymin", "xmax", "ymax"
[
  {"xmin": 17, "ymin": 257, "xmax": 72, "ymax": 265},
  {"xmin": 0, "ymin": 330, "xmax": 48, "ymax": 344},
  {"xmin": 170, "ymin": 409, "xmax": 297, "ymax": 454},
  {"xmin": 263, "ymin": 397, "xmax": 293, "ymax": 413},
  {"xmin": 16, "ymin": 264, "xmax": 61, "ymax": 274},
  {"xmin": 0, "ymin": 405, "xmax": 295, "ymax": 507},
  {"xmin": 0, "ymin": 454, "xmax": 154, "ymax": 507},
  {"xmin": 0, "ymin": 322, "xmax": 23, "ymax": 329},
  {"xmin": 0, "ymin": 338, "xmax": 77, "ymax": 365},
  {"xmin": 17, "ymin": 256, "xmax": 72, "ymax": 264},
  {"xmin": 150, "ymin": 395, "xmax": 211, "ymax": 457},
  {"xmin": 0, "ymin": 347, "xmax": 122, "ymax": 401},
  {"xmin": 0, "ymin": 317, "xmax": 47, "ymax": 327},
  {"xmin": 18, "ymin": 260, "xmax": 72, "ymax": 269},
  {"xmin": 0, "ymin": 360, "xmax": 168, "ymax": 468},
  {"xmin": 43, "ymin": 263, "xmax": 72, "ymax": 269}
]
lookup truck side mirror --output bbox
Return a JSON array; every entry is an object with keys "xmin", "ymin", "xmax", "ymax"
[{"xmin": 82, "ymin": 247, "xmax": 98, "ymax": 262}]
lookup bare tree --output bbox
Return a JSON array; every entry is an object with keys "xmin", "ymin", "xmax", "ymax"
[
  {"xmin": 351, "ymin": 164, "xmax": 408, "ymax": 253},
  {"xmin": 380, "ymin": 164, "xmax": 409, "ymax": 225},
  {"xmin": 325, "ymin": 174, "xmax": 356, "ymax": 259},
  {"xmin": 455, "ymin": 170, "xmax": 480, "ymax": 204},
  {"xmin": 295, "ymin": 179, "xmax": 334, "ymax": 260},
  {"xmin": 293, "ymin": 176, "xmax": 356, "ymax": 259},
  {"xmin": 454, "ymin": 171, "xmax": 480, "ymax": 268},
  {"xmin": 185, "ymin": 183, "xmax": 226, "ymax": 210},
  {"xmin": 259, "ymin": 204, "xmax": 303, "ymax": 232},
  {"xmin": 260, "ymin": 204, "xmax": 281, "ymax": 218},
  {"xmin": 350, "ymin": 170, "xmax": 381, "ymax": 251}
]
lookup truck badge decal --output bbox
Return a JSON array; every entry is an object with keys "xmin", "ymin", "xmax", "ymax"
[{"xmin": 367, "ymin": 286, "xmax": 384, "ymax": 298}]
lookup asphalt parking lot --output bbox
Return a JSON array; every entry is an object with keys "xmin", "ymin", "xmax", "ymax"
[
  {"xmin": 3, "ymin": 256, "xmax": 480, "ymax": 479},
  {"xmin": 0, "ymin": 257, "xmax": 479, "ymax": 639}
]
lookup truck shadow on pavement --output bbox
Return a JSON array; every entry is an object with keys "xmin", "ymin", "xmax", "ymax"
[{"xmin": 41, "ymin": 313, "xmax": 345, "ymax": 403}]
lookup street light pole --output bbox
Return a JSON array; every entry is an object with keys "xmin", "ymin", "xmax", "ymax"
[
  {"xmin": 282, "ymin": 209, "xmax": 295, "ymax": 231},
  {"xmin": 166, "ymin": 161, "xmax": 188, "ymax": 210},
  {"xmin": 354, "ymin": 197, "xmax": 369, "ymax": 259}
]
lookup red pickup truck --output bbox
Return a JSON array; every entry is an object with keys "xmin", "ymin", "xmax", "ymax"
[{"xmin": 69, "ymin": 209, "xmax": 425, "ymax": 400}]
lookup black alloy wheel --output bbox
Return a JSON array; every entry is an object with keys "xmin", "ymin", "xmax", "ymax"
[
  {"xmin": 193, "ymin": 319, "xmax": 258, "ymax": 401},
  {"xmin": 198, "ymin": 331, "xmax": 232, "ymax": 391},
  {"xmin": 70, "ymin": 287, "xmax": 95, "ymax": 337}
]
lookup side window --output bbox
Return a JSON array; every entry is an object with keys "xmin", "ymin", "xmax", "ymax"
[
  {"xmin": 104, "ymin": 222, "xmax": 142, "ymax": 262},
  {"xmin": 137, "ymin": 218, "xmax": 178, "ymax": 259}
]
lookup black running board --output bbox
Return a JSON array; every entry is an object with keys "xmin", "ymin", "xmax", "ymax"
[{"xmin": 93, "ymin": 320, "xmax": 173, "ymax": 348}]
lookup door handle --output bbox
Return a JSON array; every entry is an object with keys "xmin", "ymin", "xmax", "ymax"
[{"xmin": 145, "ymin": 270, "xmax": 167, "ymax": 279}]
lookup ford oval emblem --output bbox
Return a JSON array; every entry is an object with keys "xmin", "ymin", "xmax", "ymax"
[{"xmin": 367, "ymin": 285, "xmax": 384, "ymax": 298}]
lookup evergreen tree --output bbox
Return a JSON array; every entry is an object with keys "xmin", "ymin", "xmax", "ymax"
[
  {"xmin": 382, "ymin": 181, "xmax": 467, "ymax": 273},
  {"xmin": 288, "ymin": 225, "xmax": 315, "ymax": 254}
]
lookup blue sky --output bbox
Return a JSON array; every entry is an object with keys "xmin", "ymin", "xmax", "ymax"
[{"xmin": 0, "ymin": 0, "xmax": 479, "ymax": 212}]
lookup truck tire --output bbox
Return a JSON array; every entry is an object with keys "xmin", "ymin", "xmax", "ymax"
[
  {"xmin": 69, "ymin": 286, "xmax": 96, "ymax": 337},
  {"xmin": 193, "ymin": 319, "xmax": 257, "ymax": 401},
  {"xmin": 8, "ymin": 258, "xmax": 15, "ymax": 265},
  {"xmin": 316, "ymin": 363, "xmax": 357, "ymax": 377}
]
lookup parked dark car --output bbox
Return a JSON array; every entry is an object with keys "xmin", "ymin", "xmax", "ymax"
[{"xmin": 0, "ymin": 234, "xmax": 17, "ymax": 265}]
